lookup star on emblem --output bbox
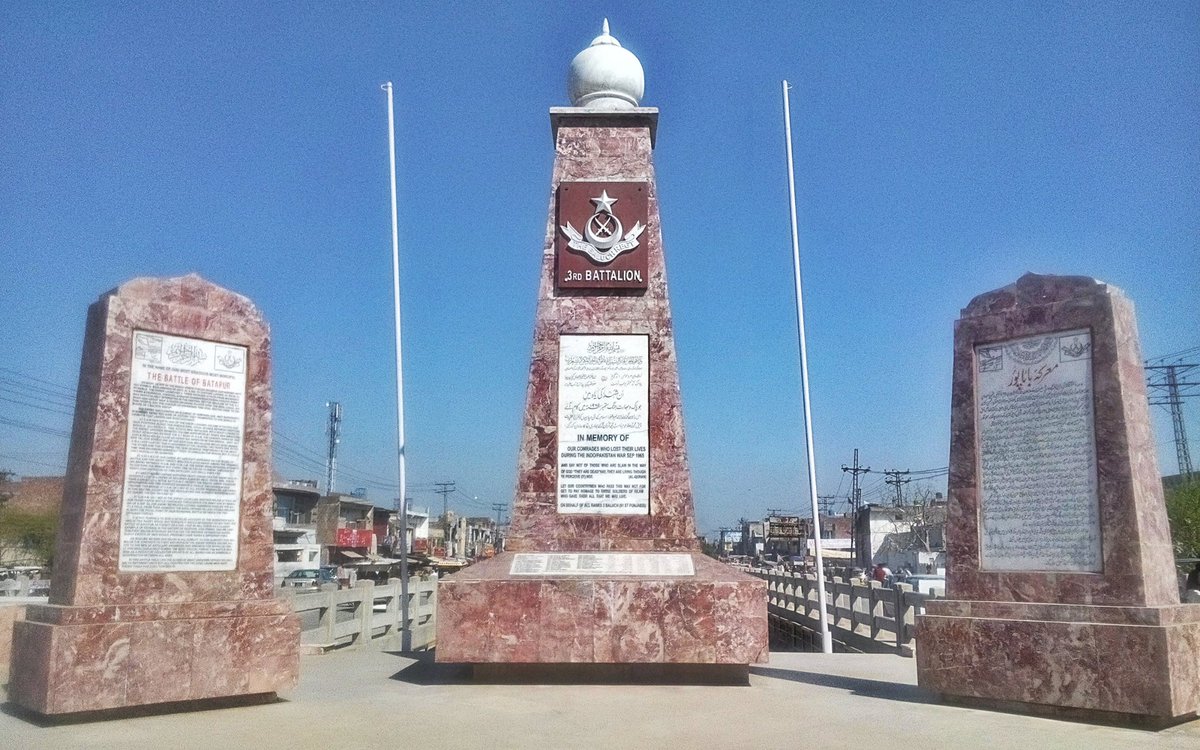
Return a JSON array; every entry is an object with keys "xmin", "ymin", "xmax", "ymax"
[{"xmin": 590, "ymin": 190, "xmax": 618, "ymax": 213}]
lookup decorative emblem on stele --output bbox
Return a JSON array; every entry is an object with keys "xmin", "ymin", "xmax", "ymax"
[{"xmin": 560, "ymin": 189, "xmax": 645, "ymax": 264}]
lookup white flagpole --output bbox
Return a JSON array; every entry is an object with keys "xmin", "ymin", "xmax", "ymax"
[
  {"xmin": 782, "ymin": 79, "xmax": 832, "ymax": 654},
  {"xmin": 382, "ymin": 81, "xmax": 411, "ymax": 651}
]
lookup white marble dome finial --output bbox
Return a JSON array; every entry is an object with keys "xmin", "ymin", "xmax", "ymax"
[{"xmin": 567, "ymin": 19, "xmax": 645, "ymax": 110}]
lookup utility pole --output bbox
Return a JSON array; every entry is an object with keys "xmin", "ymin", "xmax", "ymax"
[
  {"xmin": 883, "ymin": 469, "xmax": 911, "ymax": 507},
  {"xmin": 434, "ymin": 481, "xmax": 455, "ymax": 555},
  {"xmin": 817, "ymin": 495, "xmax": 836, "ymax": 517},
  {"xmin": 1146, "ymin": 363, "xmax": 1198, "ymax": 480},
  {"xmin": 491, "ymin": 502, "xmax": 506, "ymax": 551},
  {"xmin": 324, "ymin": 401, "xmax": 342, "ymax": 495},
  {"xmin": 842, "ymin": 449, "xmax": 871, "ymax": 567}
]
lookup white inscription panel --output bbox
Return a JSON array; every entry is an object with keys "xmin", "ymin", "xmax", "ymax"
[
  {"xmin": 976, "ymin": 329, "xmax": 1101, "ymax": 572},
  {"xmin": 509, "ymin": 553, "xmax": 694, "ymax": 576},
  {"xmin": 119, "ymin": 331, "xmax": 247, "ymax": 571},
  {"xmin": 557, "ymin": 334, "xmax": 650, "ymax": 514}
]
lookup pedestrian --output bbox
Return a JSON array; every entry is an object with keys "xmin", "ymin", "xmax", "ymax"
[{"xmin": 872, "ymin": 563, "xmax": 886, "ymax": 583}]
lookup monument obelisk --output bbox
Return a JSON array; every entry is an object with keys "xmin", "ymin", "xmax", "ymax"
[{"xmin": 435, "ymin": 21, "xmax": 767, "ymax": 677}]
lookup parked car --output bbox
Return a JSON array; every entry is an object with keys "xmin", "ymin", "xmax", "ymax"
[
  {"xmin": 281, "ymin": 568, "xmax": 340, "ymax": 590},
  {"xmin": 907, "ymin": 574, "xmax": 946, "ymax": 596}
]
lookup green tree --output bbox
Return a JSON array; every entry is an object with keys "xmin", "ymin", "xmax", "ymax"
[
  {"xmin": 0, "ymin": 469, "xmax": 12, "ymax": 509},
  {"xmin": 1165, "ymin": 480, "xmax": 1200, "ymax": 558}
]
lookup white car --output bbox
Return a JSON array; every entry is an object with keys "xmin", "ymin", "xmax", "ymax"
[{"xmin": 907, "ymin": 575, "xmax": 945, "ymax": 596}]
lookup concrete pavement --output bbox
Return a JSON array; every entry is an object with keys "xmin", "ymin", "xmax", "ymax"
[{"xmin": 3, "ymin": 650, "xmax": 1200, "ymax": 749}]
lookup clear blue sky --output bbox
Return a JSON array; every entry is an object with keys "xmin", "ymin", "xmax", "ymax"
[{"xmin": 2, "ymin": 3, "xmax": 1197, "ymax": 538}]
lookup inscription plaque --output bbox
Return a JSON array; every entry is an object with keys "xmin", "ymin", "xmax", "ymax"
[
  {"xmin": 509, "ymin": 553, "xmax": 694, "ymax": 576},
  {"xmin": 557, "ymin": 334, "xmax": 650, "ymax": 514},
  {"xmin": 119, "ymin": 330, "xmax": 247, "ymax": 571},
  {"xmin": 976, "ymin": 328, "xmax": 1101, "ymax": 572}
]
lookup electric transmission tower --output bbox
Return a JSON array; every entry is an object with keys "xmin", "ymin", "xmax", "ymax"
[
  {"xmin": 883, "ymin": 469, "xmax": 911, "ymax": 507},
  {"xmin": 1146, "ymin": 362, "xmax": 1198, "ymax": 480}
]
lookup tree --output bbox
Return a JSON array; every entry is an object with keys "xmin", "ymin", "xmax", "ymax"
[
  {"xmin": 0, "ymin": 469, "xmax": 12, "ymax": 509},
  {"xmin": 0, "ymin": 508, "xmax": 58, "ymax": 567},
  {"xmin": 1165, "ymin": 480, "xmax": 1200, "ymax": 559},
  {"xmin": 0, "ymin": 472, "xmax": 58, "ymax": 567}
]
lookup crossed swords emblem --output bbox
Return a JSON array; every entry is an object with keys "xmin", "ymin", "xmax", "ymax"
[{"xmin": 560, "ymin": 189, "xmax": 645, "ymax": 264}]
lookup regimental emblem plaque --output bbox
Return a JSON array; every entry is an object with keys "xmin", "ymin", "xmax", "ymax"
[{"xmin": 556, "ymin": 181, "xmax": 649, "ymax": 290}]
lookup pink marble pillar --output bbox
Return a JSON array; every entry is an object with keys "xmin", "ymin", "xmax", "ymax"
[
  {"xmin": 8, "ymin": 275, "xmax": 299, "ymax": 716},
  {"xmin": 916, "ymin": 273, "xmax": 1200, "ymax": 724},
  {"xmin": 434, "ymin": 109, "xmax": 767, "ymax": 671}
]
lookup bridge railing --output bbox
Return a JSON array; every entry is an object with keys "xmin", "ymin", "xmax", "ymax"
[
  {"xmin": 751, "ymin": 568, "xmax": 940, "ymax": 656},
  {"xmin": 280, "ymin": 576, "xmax": 438, "ymax": 653}
]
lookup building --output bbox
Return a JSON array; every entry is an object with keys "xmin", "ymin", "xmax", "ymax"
[
  {"xmin": 2, "ymin": 475, "xmax": 63, "ymax": 515},
  {"xmin": 736, "ymin": 519, "xmax": 765, "ymax": 557},
  {"xmin": 429, "ymin": 512, "xmax": 497, "ymax": 560},
  {"xmin": 798, "ymin": 514, "xmax": 854, "ymax": 563},
  {"xmin": 315, "ymin": 492, "xmax": 377, "ymax": 565},
  {"xmin": 717, "ymin": 528, "xmax": 742, "ymax": 556},
  {"xmin": 271, "ymin": 480, "xmax": 322, "ymax": 581},
  {"xmin": 376, "ymin": 506, "xmax": 431, "ymax": 557},
  {"xmin": 763, "ymin": 514, "xmax": 802, "ymax": 557},
  {"xmin": 853, "ymin": 500, "xmax": 947, "ymax": 570},
  {"xmin": 456, "ymin": 516, "xmax": 498, "ymax": 559}
]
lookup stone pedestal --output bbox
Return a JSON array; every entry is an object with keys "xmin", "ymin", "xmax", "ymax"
[
  {"xmin": 8, "ymin": 276, "xmax": 299, "ymax": 716},
  {"xmin": 434, "ymin": 109, "xmax": 766, "ymax": 674},
  {"xmin": 916, "ymin": 274, "xmax": 1200, "ymax": 724}
]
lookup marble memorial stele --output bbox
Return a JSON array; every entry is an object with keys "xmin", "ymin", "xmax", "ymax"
[
  {"xmin": 434, "ymin": 22, "xmax": 767, "ymax": 678},
  {"xmin": 8, "ymin": 275, "xmax": 299, "ymax": 716},
  {"xmin": 916, "ymin": 273, "xmax": 1200, "ymax": 725}
]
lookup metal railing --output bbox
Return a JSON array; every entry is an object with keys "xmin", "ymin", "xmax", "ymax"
[
  {"xmin": 280, "ymin": 577, "xmax": 437, "ymax": 653},
  {"xmin": 752, "ymin": 569, "xmax": 940, "ymax": 656}
]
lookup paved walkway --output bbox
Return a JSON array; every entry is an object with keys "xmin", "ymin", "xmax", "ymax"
[{"xmin": 3, "ymin": 650, "xmax": 1200, "ymax": 749}]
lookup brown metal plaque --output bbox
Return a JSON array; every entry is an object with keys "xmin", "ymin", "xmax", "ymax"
[{"xmin": 556, "ymin": 181, "xmax": 649, "ymax": 291}]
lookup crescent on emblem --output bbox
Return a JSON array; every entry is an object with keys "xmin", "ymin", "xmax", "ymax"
[{"xmin": 584, "ymin": 212, "xmax": 623, "ymax": 251}]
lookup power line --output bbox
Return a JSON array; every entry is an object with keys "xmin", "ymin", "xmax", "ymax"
[
  {"xmin": 0, "ymin": 395, "xmax": 75, "ymax": 417},
  {"xmin": 0, "ymin": 368, "xmax": 76, "ymax": 397},
  {"xmin": 1147, "ymin": 345, "xmax": 1200, "ymax": 364},
  {"xmin": 0, "ymin": 453, "xmax": 66, "ymax": 472},
  {"xmin": 0, "ymin": 417, "xmax": 71, "ymax": 439}
]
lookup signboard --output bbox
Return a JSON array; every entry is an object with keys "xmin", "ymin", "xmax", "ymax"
[
  {"xmin": 557, "ymin": 334, "xmax": 650, "ymax": 514},
  {"xmin": 976, "ymin": 329, "xmax": 1101, "ymax": 572},
  {"xmin": 556, "ymin": 181, "xmax": 649, "ymax": 290},
  {"xmin": 767, "ymin": 516, "xmax": 801, "ymax": 539},
  {"xmin": 509, "ymin": 553, "xmax": 694, "ymax": 577},
  {"xmin": 119, "ymin": 330, "xmax": 247, "ymax": 572},
  {"xmin": 336, "ymin": 528, "xmax": 375, "ymax": 548}
]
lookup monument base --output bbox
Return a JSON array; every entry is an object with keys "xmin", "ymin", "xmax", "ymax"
[
  {"xmin": 8, "ymin": 599, "xmax": 299, "ymax": 716},
  {"xmin": 436, "ymin": 553, "xmax": 767, "ymax": 667},
  {"xmin": 916, "ymin": 599, "xmax": 1200, "ymax": 723},
  {"xmin": 473, "ymin": 662, "xmax": 749, "ymax": 685}
]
